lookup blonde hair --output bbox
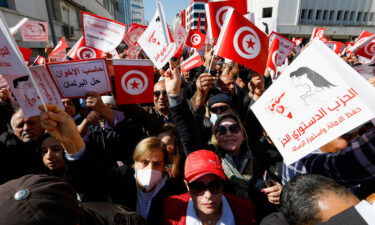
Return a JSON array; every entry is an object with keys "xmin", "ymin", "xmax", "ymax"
[{"xmin": 133, "ymin": 137, "xmax": 167, "ymax": 163}]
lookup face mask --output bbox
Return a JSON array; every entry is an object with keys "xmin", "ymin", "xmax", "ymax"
[
  {"xmin": 210, "ymin": 113, "xmax": 219, "ymax": 125},
  {"xmin": 135, "ymin": 168, "xmax": 163, "ymax": 192}
]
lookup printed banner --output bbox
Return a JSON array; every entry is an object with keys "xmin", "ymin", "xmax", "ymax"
[
  {"xmin": 20, "ymin": 21, "xmax": 48, "ymax": 42},
  {"xmin": 3, "ymin": 66, "xmax": 63, "ymax": 117},
  {"xmin": 251, "ymin": 40, "xmax": 375, "ymax": 165},
  {"xmin": 269, "ymin": 32, "xmax": 295, "ymax": 66},
  {"xmin": 46, "ymin": 58, "xmax": 112, "ymax": 98},
  {"xmin": 82, "ymin": 11, "xmax": 126, "ymax": 52},
  {"xmin": 113, "ymin": 59, "xmax": 154, "ymax": 105}
]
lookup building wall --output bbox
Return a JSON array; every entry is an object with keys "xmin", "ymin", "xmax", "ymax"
[
  {"xmin": 186, "ymin": 0, "xmax": 206, "ymax": 32},
  {"xmin": 130, "ymin": 0, "xmax": 145, "ymax": 25}
]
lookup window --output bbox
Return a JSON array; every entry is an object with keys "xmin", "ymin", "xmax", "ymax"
[
  {"xmin": 103, "ymin": 0, "xmax": 109, "ymax": 10},
  {"xmin": 344, "ymin": 11, "xmax": 349, "ymax": 20},
  {"xmin": 308, "ymin": 9, "xmax": 313, "ymax": 19},
  {"xmin": 300, "ymin": 9, "xmax": 306, "ymax": 19},
  {"xmin": 323, "ymin": 10, "xmax": 329, "ymax": 20},
  {"xmin": 350, "ymin": 11, "xmax": 355, "ymax": 21},
  {"xmin": 357, "ymin": 12, "xmax": 363, "ymax": 21},
  {"xmin": 363, "ymin": 12, "xmax": 369, "ymax": 21},
  {"xmin": 131, "ymin": 4, "xmax": 141, "ymax": 9},
  {"xmin": 370, "ymin": 12, "xmax": 374, "ymax": 21},
  {"xmin": 336, "ymin": 11, "xmax": 343, "ymax": 20},
  {"xmin": 263, "ymin": 7, "xmax": 273, "ymax": 18},
  {"xmin": 193, "ymin": 4, "xmax": 204, "ymax": 10},
  {"xmin": 329, "ymin": 10, "xmax": 334, "ymax": 20},
  {"xmin": 316, "ymin": 10, "xmax": 322, "ymax": 20},
  {"xmin": 0, "ymin": 0, "xmax": 8, "ymax": 7},
  {"xmin": 132, "ymin": 18, "xmax": 141, "ymax": 22}
]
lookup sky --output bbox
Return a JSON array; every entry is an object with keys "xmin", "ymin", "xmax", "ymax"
[{"xmin": 143, "ymin": 0, "xmax": 190, "ymax": 25}]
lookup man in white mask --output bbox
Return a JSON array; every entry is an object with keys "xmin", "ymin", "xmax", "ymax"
[
  {"xmin": 162, "ymin": 150, "xmax": 257, "ymax": 225},
  {"xmin": 207, "ymin": 93, "xmax": 234, "ymax": 125}
]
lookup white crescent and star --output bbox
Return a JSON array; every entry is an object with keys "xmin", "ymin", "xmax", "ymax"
[
  {"xmin": 191, "ymin": 34, "xmax": 201, "ymax": 46},
  {"xmin": 233, "ymin": 26, "xmax": 261, "ymax": 59},
  {"xmin": 77, "ymin": 46, "xmax": 96, "ymax": 60},
  {"xmin": 121, "ymin": 70, "xmax": 148, "ymax": 95},
  {"xmin": 216, "ymin": 6, "xmax": 232, "ymax": 28}
]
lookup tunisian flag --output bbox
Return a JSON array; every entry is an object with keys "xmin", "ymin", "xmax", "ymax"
[
  {"xmin": 49, "ymin": 37, "xmax": 68, "ymax": 60},
  {"xmin": 325, "ymin": 41, "xmax": 345, "ymax": 54},
  {"xmin": 310, "ymin": 27, "xmax": 326, "ymax": 41},
  {"xmin": 215, "ymin": 8, "xmax": 269, "ymax": 75},
  {"xmin": 185, "ymin": 29, "xmax": 206, "ymax": 50},
  {"xmin": 205, "ymin": 1, "xmax": 245, "ymax": 41},
  {"xmin": 351, "ymin": 31, "xmax": 375, "ymax": 59},
  {"xmin": 292, "ymin": 37, "xmax": 302, "ymax": 46},
  {"xmin": 113, "ymin": 59, "xmax": 154, "ymax": 105},
  {"xmin": 266, "ymin": 37, "xmax": 279, "ymax": 77},
  {"xmin": 67, "ymin": 37, "xmax": 104, "ymax": 60},
  {"xmin": 33, "ymin": 55, "xmax": 46, "ymax": 65},
  {"xmin": 181, "ymin": 51, "xmax": 204, "ymax": 73}
]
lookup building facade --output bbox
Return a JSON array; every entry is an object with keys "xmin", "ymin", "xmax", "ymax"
[
  {"xmin": 0, "ymin": 0, "xmax": 115, "ymax": 54},
  {"xmin": 248, "ymin": 0, "xmax": 375, "ymax": 40},
  {"xmin": 115, "ymin": 0, "xmax": 131, "ymax": 25},
  {"xmin": 186, "ymin": 0, "xmax": 207, "ymax": 32},
  {"xmin": 130, "ymin": 0, "xmax": 145, "ymax": 25}
]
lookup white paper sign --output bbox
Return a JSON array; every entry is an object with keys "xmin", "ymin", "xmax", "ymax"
[
  {"xmin": 0, "ymin": 75, "xmax": 7, "ymax": 87},
  {"xmin": 3, "ymin": 66, "xmax": 63, "ymax": 117},
  {"xmin": 82, "ymin": 11, "xmax": 126, "ymax": 52},
  {"xmin": 269, "ymin": 32, "xmax": 295, "ymax": 66},
  {"xmin": 251, "ymin": 40, "xmax": 375, "ymax": 165},
  {"xmin": 46, "ymin": 58, "xmax": 112, "ymax": 98},
  {"xmin": 0, "ymin": 13, "xmax": 30, "ymax": 76},
  {"xmin": 20, "ymin": 21, "xmax": 48, "ymax": 42},
  {"xmin": 137, "ymin": 2, "xmax": 176, "ymax": 69}
]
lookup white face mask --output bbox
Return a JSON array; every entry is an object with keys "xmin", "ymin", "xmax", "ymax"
[
  {"xmin": 210, "ymin": 113, "xmax": 219, "ymax": 125},
  {"xmin": 135, "ymin": 168, "xmax": 163, "ymax": 192}
]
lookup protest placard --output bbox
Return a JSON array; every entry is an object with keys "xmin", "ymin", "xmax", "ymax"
[
  {"xmin": 269, "ymin": 32, "xmax": 295, "ymax": 66},
  {"xmin": 20, "ymin": 21, "xmax": 48, "ymax": 42},
  {"xmin": 46, "ymin": 58, "xmax": 112, "ymax": 98},
  {"xmin": 3, "ymin": 66, "xmax": 63, "ymax": 117},
  {"xmin": 0, "ymin": 13, "xmax": 30, "ymax": 76},
  {"xmin": 251, "ymin": 40, "xmax": 375, "ymax": 165},
  {"xmin": 0, "ymin": 75, "xmax": 7, "ymax": 87},
  {"xmin": 137, "ymin": 2, "xmax": 176, "ymax": 69},
  {"xmin": 82, "ymin": 11, "xmax": 126, "ymax": 52}
]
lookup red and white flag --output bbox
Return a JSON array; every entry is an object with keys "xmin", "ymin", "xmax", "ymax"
[
  {"xmin": 173, "ymin": 22, "xmax": 188, "ymax": 59},
  {"xmin": 113, "ymin": 59, "xmax": 154, "ymax": 105},
  {"xmin": 18, "ymin": 47, "xmax": 32, "ymax": 65},
  {"xmin": 49, "ymin": 37, "xmax": 68, "ymax": 60},
  {"xmin": 82, "ymin": 11, "xmax": 126, "ymax": 52},
  {"xmin": 128, "ymin": 23, "xmax": 147, "ymax": 33},
  {"xmin": 269, "ymin": 32, "xmax": 295, "ymax": 66},
  {"xmin": 214, "ymin": 8, "xmax": 269, "ymax": 75},
  {"xmin": 123, "ymin": 26, "xmax": 146, "ymax": 47},
  {"xmin": 292, "ymin": 37, "xmax": 303, "ymax": 46},
  {"xmin": 185, "ymin": 29, "xmax": 206, "ymax": 50},
  {"xmin": 137, "ymin": 2, "xmax": 176, "ymax": 69},
  {"xmin": 266, "ymin": 37, "xmax": 279, "ymax": 79},
  {"xmin": 67, "ymin": 37, "xmax": 103, "ymax": 60},
  {"xmin": 325, "ymin": 41, "xmax": 345, "ymax": 55},
  {"xmin": 33, "ymin": 55, "xmax": 46, "ymax": 65},
  {"xmin": 205, "ymin": 1, "xmax": 244, "ymax": 41},
  {"xmin": 350, "ymin": 31, "xmax": 375, "ymax": 59},
  {"xmin": 320, "ymin": 36, "xmax": 330, "ymax": 43},
  {"xmin": 310, "ymin": 27, "xmax": 326, "ymax": 41},
  {"xmin": 181, "ymin": 51, "xmax": 204, "ymax": 73}
]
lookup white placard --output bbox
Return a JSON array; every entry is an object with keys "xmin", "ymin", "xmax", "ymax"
[
  {"xmin": 46, "ymin": 58, "xmax": 112, "ymax": 98},
  {"xmin": 251, "ymin": 40, "xmax": 375, "ymax": 165},
  {"xmin": 269, "ymin": 32, "xmax": 295, "ymax": 66},
  {"xmin": 20, "ymin": 21, "xmax": 48, "ymax": 42},
  {"xmin": 82, "ymin": 12, "xmax": 126, "ymax": 52}
]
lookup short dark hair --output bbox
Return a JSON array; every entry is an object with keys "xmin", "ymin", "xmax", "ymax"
[{"xmin": 280, "ymin": 174, "xmax": 354, "ymax": 225}]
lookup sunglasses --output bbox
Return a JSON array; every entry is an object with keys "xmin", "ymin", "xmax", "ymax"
[
  {"xmin": 188, "ymin": 180, "xmax": 224, "ymax": 196},
  {"xmin": 215, "ymin": 124, "xmax": 241, "ymax": 135},
  {"xmin": 154, "ymin": 90, "xmax": 167, "ymax": 98},
  {"xmin": 210, "ymin": 105, "xmax": 229, "ymax": 113}
]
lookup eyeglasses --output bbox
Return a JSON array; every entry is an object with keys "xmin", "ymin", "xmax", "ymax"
[
  {"xmin": 215, "ymin": 124, "xmax": 241, "ymax": 135},
  {"xmin": 188, "ymin": 180, "xmax": 224, "ymax": 196},
  {"xmin": 154, "ymin": 90, "xmax": 167, "ymax": 98},
  {"xmin": 210, "ymin": 105, "xmax": 229, "ymax": 113}
]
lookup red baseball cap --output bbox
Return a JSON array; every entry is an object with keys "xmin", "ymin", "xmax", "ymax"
[{"xmin": 184, "ymin": 150, "xmax": 226, "ymax": 183}]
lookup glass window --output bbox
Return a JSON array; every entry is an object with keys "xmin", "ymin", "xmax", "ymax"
[
  {"xmin": 308, "ymin": 9, "xmax": 313, "ymax": 19},
  {"xmin": 193, "ymin": 4, "xmax": 204, "ymax": 10},
  {"xmin": 0, "ymin": 0, "xmax": 8, "ymax": 7},
  {"xmin": 337, "ymin": 11, "xmax": 343, "ymax": 20},
  {"xmin": 301, "ymin": 9, "xmax": 306, "ymax": 19},
  {"xmin": 316, "ymin": 10, "xmax": 322, "ymax": 20},
  {"xmin": 350, "ymin": 11, "xmax": 355, "ymax": 21},
  {"xmin": 131, "ymin": 4, "xmax": 140, "ymax": 9},
  {"xmin": 344, "ymin": 11, "xmax": 349, "ymax": 20},
  {"xmin": 370, "ymin": 12, "xmax": 374, "ymax": 21},
  {"xmin": 323, "ymin": 10, "xmax": 329, "ymax": 20},
  {"xmin": 263, "ymin": 7, "xmax": 273, "ymax": 18},
  {"xmin": 363, "ymin": 12, "xmax": 369, "ymax": 21},
  {"xmin": 357, "ymin": 12, "xmax": 363, "ymax": 21},
  {"xmin": 329, "ymin": 10, "xmax": 335, "ymax": 20}
]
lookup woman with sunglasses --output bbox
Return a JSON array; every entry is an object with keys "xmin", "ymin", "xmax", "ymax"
[{"xmin": 163, "ymin": 150, "xmax": 256, "ymax": 225}]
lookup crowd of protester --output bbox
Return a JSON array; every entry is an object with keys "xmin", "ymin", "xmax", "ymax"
[{"xmin": 0, "ymin": 41, "xmax": 374, "ymax": 225}]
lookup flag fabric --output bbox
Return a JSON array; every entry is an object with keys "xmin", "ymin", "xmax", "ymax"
[
  {"xmin": 137, "ymin": 1, "xmax": 176, "ymax": 69},
  {"xmin": 310, "ymin": 27, "xmax": 326, "ymax": 41},
  {"xmin": 67, "ymin": 37, "xmax": 104, "ymax": 60},
  {"xmin": 320, "ymin": 36, "xmax": 330, "ymax": 43},
  {"xmin": 325, "ymin": 41, "xmax": 345, "ymax": 55},
  {"xmin": 350, "ymin": 31, "xmax": 375, "ymax": 59},
  {"xmin": 113, "ymin": 59, "xmax": 154, "ymax": 105},
  {"xmin": 173, "ymin": 22, "xmax": 187, "ymax": 59},
  {"xmin": 224, "ymin": 0, "xmax": 247, "ymax": 14},
  {"xmin": 33, "ymin": 55, "xmax": 46, "ymax": 65},
  {"xmin": 127, "ymin": 23, "xmax": 147, "ymax": 33},
  {"xmin": 185, "ymin": 29, "xmax": 206, "ymax": 50},
  {"xmin": 49, "ymin": 37, "xmax": 68, "ymax": 60},
  {"xmin": 266, "ymin": 37, "xmax": 279, "ymax": 79},
  {"xmin": 205, "ymin": 1, "xmax": 244, "ymax": 41},
  {"xmin": 214, "ymin": 8, "xmax": 269, "ymax": 75},
  {"xmin": 18, "ymin": 47, "xmax": 32, "ymax": 65},
  {"xmin": 123, "ymin": 26, "xmax": 146, "ymax": 47},
  {"xmin": 292, "ymin": 37, "xmax": 303, "ymax": 46},
  {"xmin": 181, "ymin": 51, "xmax": 204, "ymax": 73}
]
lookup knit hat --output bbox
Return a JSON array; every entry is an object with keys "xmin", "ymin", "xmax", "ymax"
[
  {"xmin": 208, "ymin": 93, "xmax": 233, "ymax": 108},
  {"xmin": 0, "ymin": 174, "xmax": 81, "ymax": 225}
]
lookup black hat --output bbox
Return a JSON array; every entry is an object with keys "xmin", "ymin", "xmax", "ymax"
[
  {"xmin": 208, "ymin": 93, "xmax": 233, "ymax": 108},
  {"xmin": 0, "ymin": 174, "xmax": 81, "ymax": 225}
]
